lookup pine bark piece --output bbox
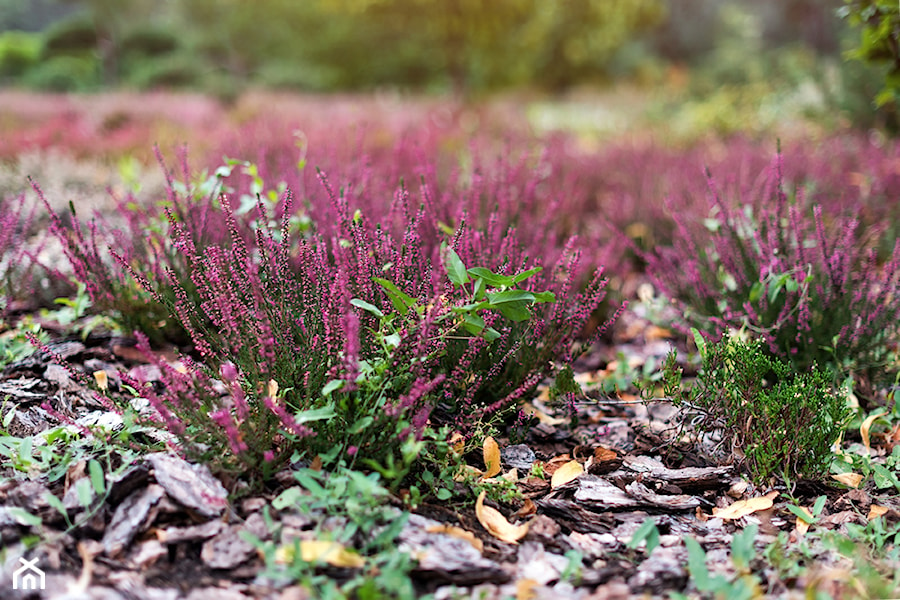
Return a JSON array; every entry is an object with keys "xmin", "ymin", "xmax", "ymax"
[
  {"xmin": 623, "ymin": 481, "xmax": 700, "ymax": 510},
  {"xmin": 156, "ymin": 520, "xmax": 225, "ymax": 544},
  {"xmin": 573, "ymin": 475, "xmax": 644, "ymax": 509},
  {"xmin": 622, "ymin": 456, "xmax": 733, "ymax": 491},
  {"xmin": 535, "ymin": 498, "xmax": 616, "ymax": 534},
  {"xmin": 146, "ymin": 453, "xmax": 228, "ymax": 518},
  {"xmin": 103, "ymin": 484, "xmax": 166, "ymax": 557},
  {"xmin": 201, "ymin": 524, "xmax": 257, "ymax": 570}
]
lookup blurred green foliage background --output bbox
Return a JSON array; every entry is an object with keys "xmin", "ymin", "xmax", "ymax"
[{"xmin": 0, "ymin": 0, "xmax": 895, "ymax": 132}]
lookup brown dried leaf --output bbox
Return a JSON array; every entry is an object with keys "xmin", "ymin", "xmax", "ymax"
[
  {"xmin": 449, "ymin": 432, "xmax": 465, "ymax": 454},
  {"xmin": 713, "ymin": 491, "xmax": 778, "ymax": 520},
  {"xmin": 522, "ymin": 402, "xmax": 568, "ymax": 426},
  {"xmin": 475, "ymin": 490, "xmax": 528, "ymax": 544},
  {"xmin": 550, "ymin": 460, "xmax": 584, "ymax": 489},
  {"xmin": 516, "ymin": 579, "xmax": 539, "ymax": 600},
  {"xmin": 483, "ymin": 436, "xmax": 501, "ymax": 479},
  {"xmin": 868, "ymin": 505, "xmax": 889, "ymax": 520},
  {"xmin": 425, "ymin": 524, "xmax": 484, "ymax": 552},
  {"xmin": 795, "ymin": 506, "xmax": 813, "ymax": 536},
  {"xmin": 832, "ymin": 472, "xmax": 863, "ymax": 488},
  {"xmin": 513, "ymin": 498, "xmax": 537, "ymax": 519},
  {"xmin": 861, "ymin": 412, "xmax": 887, "ymax": 451},
  {"xmin": 93, "ymin": 370, "xmax": 108, "ymax": 391},
  {"xmin": 594, "ymin": 446, "xmax": 618, "ymax": 463}
]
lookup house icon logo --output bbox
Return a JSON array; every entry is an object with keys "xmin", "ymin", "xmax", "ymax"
[{"xmin": 13, "ymin": 557, "xmax": 45, "ymax": 590}]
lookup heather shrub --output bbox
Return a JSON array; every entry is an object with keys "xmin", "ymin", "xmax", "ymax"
[
  {"xmin": 647, "ymin": 153, "xmax": 900, "ymax": 387},
  {"xmin": 663, "ymin": 330, "xmax": 851, "ymax": 483},
  {"xmin": 0, "ymin": 193, "xmax": 52, "ymax": 313},
  {"xmin": 47, "ymin": 153, "xmax": 612, "ymax": 479}
]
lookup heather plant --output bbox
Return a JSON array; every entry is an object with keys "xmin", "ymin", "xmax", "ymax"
[
  {"xmin": 663, "ymin": 330, "xmax": 851, "ymax": 484},
  {"xmin": 52, "ymin": 150, "xmax": 612, "ymax": 479},
  {"xmin": 646, "ymin": 152, "xmax": 900, "ymax": 387}
]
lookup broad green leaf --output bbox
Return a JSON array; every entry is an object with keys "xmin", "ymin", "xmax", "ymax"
[
  {"xmin": 444, "ymin": 246, "xmax": 469, "ymax": 286},
  {"xmin": 486, "ymin": 290, "xmax": 536, "ymax": 304},
  {"xmin": 75, "ymin": 478, "xmax": 93, "ymax": 508},
  {"xmin": 373, "ymin": 277, "xmax": 417, "ymax": 313},
  {"xmin": 2, "ymin": 406, "xmax": 15, "ymax": 429},
  {"xmin": 871, "ymin": 463, "xmax": 896, "ymax": 489},
  {"xmin": 451, "ymin": 301, "xmax": 489, "ymax": 312},
  {"xmin": 349, "ymin": 416, "xmax": 374, "ymax": 434},
  {"xmin": 684, "ymin": 536, "xmax": 711, "ymax": 591},
  {"xmin": 496, "ymin": 300, "xmax": 531, "ymax": 322},
  {"xmin": 273, "ymin": 486, "xmax": 304, "ymax": 510},
  {"xmin": 9, "ymin": 507, "xmax": 42, "ymax": 527},
  {"xmin": 531, "ymin": 291, "xmax": 556, "ymax": 303},
  {"xmin": 812, "ymin": 495, "xmax": 827, "ymax": 516},
  {"xmin": 295, "ymin": 404, "xmax": 337, "ymax": 424},
  {"xmin": 473, "ymin": 276, "xmax": 486, "ymax": 300},
  {"xmin": 461, "ymin": 313, "xmax": 485, "ymax": 335},
  {"xmin": 350, "ymin": 298, "xmax": 384, "ymax": 318},
  {"xmin": 482, "ymin": 327, "xmax": 501, "ymax": 342},
  {"xmin": 321, "ymin": 380, "xmax": 344, "ymax": 397},
  {"xmin": 786, "ymin": 504, "xmax": 818, "ymax": 524},
  {"xmin": 749, "ymin": 281, "xmax": 764, "ymax": 303},
  {"xmin": 435, "ymin": 487, "xmax": 452, "ymax": 500},
  {"xmin": 467, "ymin": 267, "xmax": 512, "ymax": 288},
  {"xmin": 511, "ymin": 267, "xmax": 543, "ymax": 284},
  {"xmin": 88, "ymin": 459, "xmax": 105, "ymax": 495},
  {"xmin": 627, "ymin": 517, "xmax": 660, "ymax": 556},
  {"xmin": 44, "ymin": 492, "xmax": 69, "ymax": 519}
]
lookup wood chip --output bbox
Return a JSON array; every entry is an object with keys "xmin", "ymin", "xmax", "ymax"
[
  {"xmin": 146, "ymin": 453, "xmax": 228, "ymax": 518},
  {"xmin": 103, "ymin": 484, "xmax": 165, "ymax": 557}
]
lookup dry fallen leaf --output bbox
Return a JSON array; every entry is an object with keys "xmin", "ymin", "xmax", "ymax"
[
  {"xmin": 832, "ymin": 472, "xmax": 863, "ymax": 488},
  {"xmin": 868, "ymin": 504, "xmax": 889, "ymax": 520},
  {"xmin": 516, "ymin": 579, "xmax": 539, "ymax": 600},
  {"xmin": 501, "ymin": 468, "xmax": 519, "ymax": 483},
  {"xmin": 483, "ymin": 436, "xmax": 501, "ymax": 479},
  {"xmin": 475, "ymin": 490, "xmax": 528, "ymax": 544},
  {"xmin": 93, "ymin": 370, "xmax": 108, "ymax": 392},
  {"xmin": 425, "ymin": 524, "xmax": 484, "ymax": 552},
  {"xmin": 594, "ymin": 447, "xmax": 618, "ymax": 463},
  {"xmin": 713, "ymin": 491, "xmax": 779, "ymax": 520},
  {"xmin": 275, "ymin": 540, "xmax": 364, "ymax": 568},
  {"xmin": 513, "ymin": 498, "xmax": 537, "ymax": 519},
  {"xmin": 449, "ymin": 432, "xmax": 465, "ymax": 454},
  {"xmin": 550, "ymin": 460, "xmax": 584, "ymax": 489},
  {"xmin": 795, "ymin": 506, "xmax": 813, "ymax": 536},
  {"xmin": 861, "ymin": 411, "xmax": 887, "ymax": 451},
  {"xmin": 522, "ymin": 402, "xmax": 568, "ymax": 426}
]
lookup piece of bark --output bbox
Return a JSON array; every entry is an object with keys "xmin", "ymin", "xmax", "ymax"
[
  {"xmin": 622, "ymin": 456, "xmax": 733, "ymax": 491},
  {"xmin": 146, "ymin": 453, "xmax": 228, "ymax": 518},
  {"xmin": 573, "ymin": 475, "xmax": 644, "ymax": 509},
  {"xmin": 627, "ymin": 545, "xmax": 688, "ymax": 593},
  {"xmin": 103, "ymin": 484, "xmax": 165, "ymax": 557},
  {"xmin": 624, "ymin": 481, "xmax": 700, "ymax": 510},
  {"xmin": 156, "ymin": 520, "xmax": 225, "ymax": 544},
  {"xmin": 201, "ymin": 524, "xmax": 257, "ymax": 570},
  {"xmin": 399, "ymin": 514, "xmax": 509, "ymax": 585},
  {"xmin": 535, "ymin": 498, "xmax": 616, "ymax": 534}
]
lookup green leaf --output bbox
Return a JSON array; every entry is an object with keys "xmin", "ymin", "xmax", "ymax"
[
  {"xmin": 443, "ymin": 245, "xmax": 469, "ymax": 286},
  {"xmin": 9, "ymin": 507, "xmax": 43, "ymax": 528},
  {"xmin": 684, "ymin": 537, "xmax": 711, "ymax": 591},
  {"xmin": 812, "ymin": 495, "xmax": 827, "ymax": 516},
  {"xmin": 482, "ymin": 327, "xmax": 501, "ymax": 342},
  {"xmin": 511, "ymin": 267, "xmax": 543, "ymax": 284},
  {"xmin": 435, "ymin": 487, "xmax": 452, "ymax": 500},
  {"xmin": 749, "ymin": 281, "xmax": 764, "ymax": 304},
  {"xmin": 496, "ymin": 301, "xmax": 531, "ymax": 322},
  {"xmin": 467, "ymin": 267, "xmax": 513, "ymax": 288},
  {"xmin": 627, "ymin": 517, "xmax": 660, "ymax": 556},
  {"xmin": 295, "ymin": 404, "xmax": 338, "ymax": 424},
  {"xmin": 350, "ymin": 298, "xmax": 384, "ymax": 318},
  {"xmin": 349, "ymin": 416, "xmax": 374, "ymax": 435},
  {"xmin": 321, "ymin": 380, "xmax": 344, "ymax": 397},
  {"xmin": 786, "ymin": 504, "xmax": 818, "ymax": 524},
  {"xmin": 88, "ymin": 459, "xmax": 105, "ymax": 495},
  {"xmin": 871, "ymin": 463, "xmax": 896, "ymax": 489},
  {"xmin": 531, "ymin": 291, "xmax": 556, "ymax": 303},
  {"xmin": 273, "ymin": 486, "xmax": 305, "ymax": 510},
  {"xmin": 44, "ymin": 492, "xmax": 69, "ymax": 519},
  {"xmin": 486, "ymin": 290, "xmax": 536, "ymax": 304},
  {"xmin": 373, "ymin": 278, "xmax": 417, "ymax": 313},
  {"xmin": 473, "ymin": 276, "xmax": 486, "ymax": 300},
  {"xmin": 75, "ymin": 478, "xmax": 93, "ymax": 508},
  {"xmin": 461, "ymin": 313, "xmax": 485, "ymax": 335}
]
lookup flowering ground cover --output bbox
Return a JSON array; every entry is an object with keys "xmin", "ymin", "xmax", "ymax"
[{"xmin": 1, "ymin": 92, "xmax": 899, "ymax": 599}]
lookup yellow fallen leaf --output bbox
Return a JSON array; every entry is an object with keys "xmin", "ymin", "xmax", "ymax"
[
  {"xmin": 516, "ymin": 578, "xmax": 539, "ymax": 600},
  {"xmin": 449, "ymin": 432, "xmax": 465, "ymax": 454},
  {"xmin": 868, "ymin": 505, "xmax": 889, "ymax": 520},
  {"xmin": 550, "ymin": 460, "xmax": 584, "ymax": 489},
  {"xmin": 483, "ymin": 436, "xmax": 501, "ymax": 479},
  {"xmin": 277, "ymin": 540, "xmax": 364, "ymax": 568},
  {"xmin": 501, "ymin": 468, "xmax": 519, "ymax": 482},
  {"xmin": 267, "ymin": 379, "xmax": 279, "ymax": 398},
  {"xmin": 713, "ymin": 491, "xmax": 778, "ymax": 520},
  {"xmin": 475, "ymin": 490, "xmax": 528, "ymax": 544},
  {"xmin": 522, "ymin": 402, "xmax": 568, "ymax": 426},
  {"xmin": 861, "ymin": 411, "xmax": 887, "ymax": 451},
  {"xmin": 832, "ymin": 472, "xmax": 863, "ymax": 488},
  {"xmin": 795, "ymin": 506, "xmax": 813, "ymax": 536},
  {"xmin": 425, "ymin": 524, "xmax": 483, "ymax": 552},
  {"xmin": 93, "ymin": 370, "xmax": 108, "ymax": 392}
]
